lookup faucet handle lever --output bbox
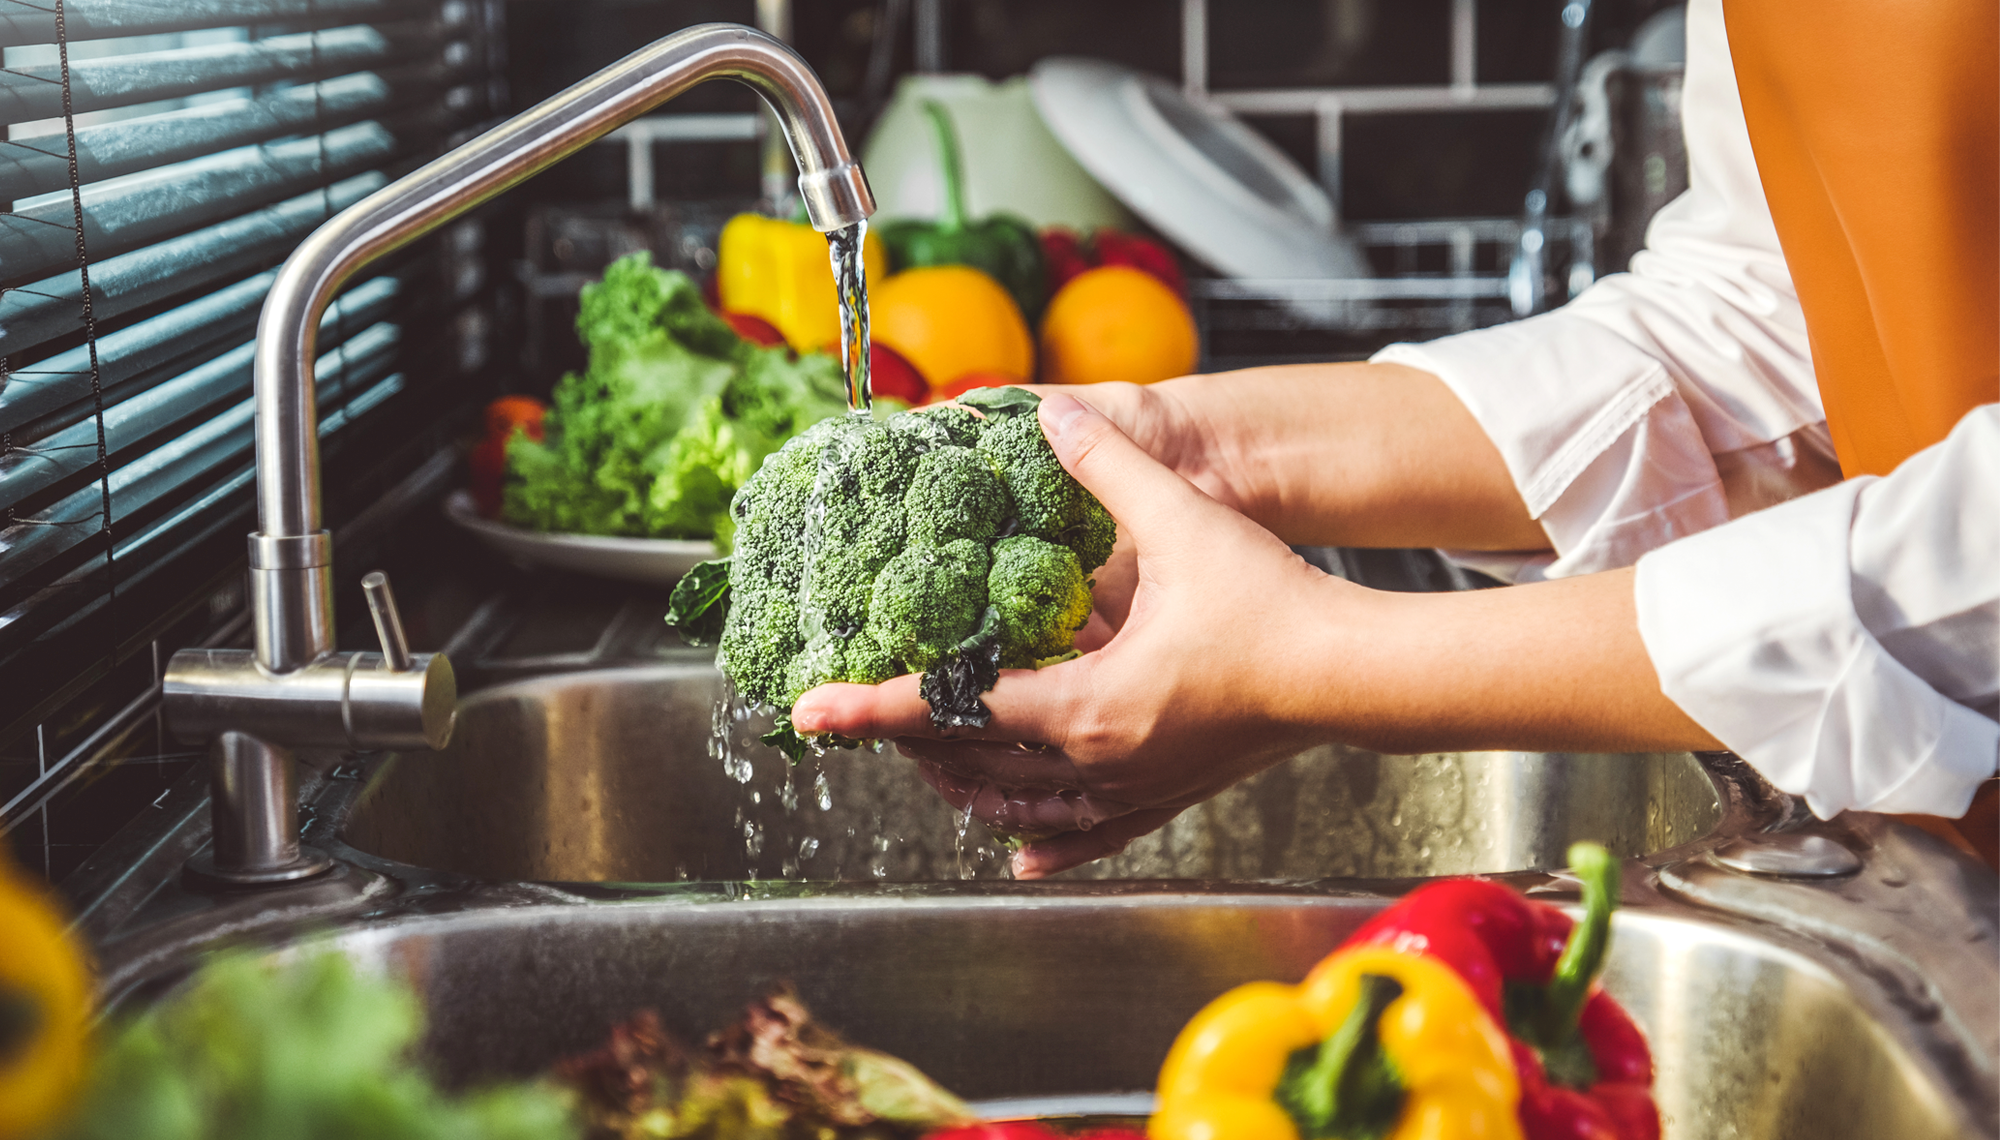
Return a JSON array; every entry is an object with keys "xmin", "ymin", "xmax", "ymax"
[{"xmin": 360, "ymin": 571, "xmax": 413, "ymax": 671}]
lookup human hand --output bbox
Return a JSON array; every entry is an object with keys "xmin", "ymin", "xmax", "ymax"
[{"xmin": 791, "ymin": 393, "xmax": 1361, "ymax": 878}]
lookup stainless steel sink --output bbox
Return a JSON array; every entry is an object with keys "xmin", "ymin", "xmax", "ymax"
[
  {"xmin": 100, "ymin": 876, "xmax": 1991, "ymax": 1140},
  {"xmin": 337, "ymin": 664, "xmax": 1724, "ymax": 882},
  {"xmin": 73, "ymin": 660, "xmax": 1997, "ymax": 1140}
]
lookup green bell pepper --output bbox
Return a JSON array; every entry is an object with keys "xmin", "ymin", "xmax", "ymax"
[{"xmin": 877, "ymin": 99, "xmax": 1048, "ymax": 322}]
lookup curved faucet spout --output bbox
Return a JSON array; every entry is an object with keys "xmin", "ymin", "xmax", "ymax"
[{"xmin": 249, "ymin": 22, "xmax": 872, "ymax": 670}]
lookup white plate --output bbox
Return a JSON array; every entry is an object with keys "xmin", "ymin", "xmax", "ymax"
[
  {"xmin": 444, "ymin": 490, "xmax": 716, "ymax": 588},
  {"xmin": 1029, "ymin": 57, "xmax": 1369, "ymax": 284}
]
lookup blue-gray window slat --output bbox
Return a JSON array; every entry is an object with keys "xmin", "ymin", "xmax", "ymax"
[
  {"xmin": 0, "ymin": 23, "xmax": 442, "ymax": 123},
  {"xmin": 0, "ymin": 305, "xmax": 398, "ymax": 511},
  {"xmin": 0, "ymin": 349, "xmax": 401, "ymax": 595},
  {"xmin": 0, "ymin": 72, "xmax": 391, "ymax": 201},
  {"xmin": 1, "ymin": 121, "xmax": 396, "ymax": 291},
  {"xmin": 0, "ymin": 272, "xmax": 398, "ymax": 436},
  {"xmin": 0, "ymin": 169, "xmax": 383, "ymax": 359},
  {"xmin": 0, "ymin": 367, "xmax": 406, "ymax": 661},
  {"xmin": 0, "ymin": 272, "xmax": 271, "ymax": 433},
  {"xmin": 0, "ymin": 0, "xmax": 429, "ymax": 49}
]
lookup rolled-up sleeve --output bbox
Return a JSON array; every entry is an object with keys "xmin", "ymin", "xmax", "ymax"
[
  {"xmin": 1635, "ymin": 406, "xmax": 2000, "ymax": 818},
  {"xmin": 1374, "ymin": 0, "xmax": 1826, "ymax": 582}
]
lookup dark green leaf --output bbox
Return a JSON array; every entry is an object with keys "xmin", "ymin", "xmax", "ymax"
[
  {"xmin": 956, "ymin": 386, "xmax": 1041, "ymax": 419},
  {"xmin": 918, "ymin": 606, "xmax": 1004, "ymax": 731},
  {"xmin": 665, "ymin": 558, "xmax": 732, "ymax": 646},
  {"xmin": 762, "ymin": 718, "xmax": 810, "ymax": 764}
]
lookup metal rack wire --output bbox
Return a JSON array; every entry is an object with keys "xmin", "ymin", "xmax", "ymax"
[{"xmin": 1176, "ymin": 0, "xmax": 1592, "ymax": 362}]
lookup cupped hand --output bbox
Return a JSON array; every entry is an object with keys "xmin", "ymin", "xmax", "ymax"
[{"xmin": 791, "ymin": 393, "xmax": 1371, "ymax": 879}]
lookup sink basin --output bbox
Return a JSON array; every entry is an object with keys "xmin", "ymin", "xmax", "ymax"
[
  {"xmin": 126, "ymin": 888, "xmax": 1976, "ymax": 1140},
  {"xmin": 337, "ymin": 664, "xmax": 1724, "ymax": 882}
]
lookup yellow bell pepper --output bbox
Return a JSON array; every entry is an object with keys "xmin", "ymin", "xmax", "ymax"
[
  {"xmin": 1152, "ymin": 947, "xmax": 1521, "ymax": 1140},
  {"xmin": 717, "ymin": 212, "xmax": 888, "ymax": 354},
  {"xmin": 0, "ymin": 845, "xmax": 93, "ymax": 1140}
]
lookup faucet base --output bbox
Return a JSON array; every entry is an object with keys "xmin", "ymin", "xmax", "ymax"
[{"xmin": 183, "ymin": 845, "xmax": 335, "ymax": 891}]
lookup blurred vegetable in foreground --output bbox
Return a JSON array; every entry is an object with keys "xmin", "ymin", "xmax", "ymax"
[
  {"xmin": 0, "ymin": 843, "xmax": 91, "ymax": 1140},
  {"xmin": 876, "ymin": 100, "xmax": 1047, "ymax": 323},
  {"xmin": 51, "ymin": 950, "xmax": 575, "ymax": 1140},
  {"xmin": 504, "ymin": 254, "xmax": 849, "ymax": 544},
  {"xmin": 718, "ymin": 213, "xmax": 888, "ymax": 354},
  {"xmin": 556, "ymin": 984, "xmax": 972, "ymax": 1140}
]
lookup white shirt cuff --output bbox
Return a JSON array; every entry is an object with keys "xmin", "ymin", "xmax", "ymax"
[
  {"xmin": 1634, "ymin": 481, "xmax": 1999, "ymax": 818},
  {"xmin": 1375, "ymin": 313, "xmax": 1731, "ymax": 581}
]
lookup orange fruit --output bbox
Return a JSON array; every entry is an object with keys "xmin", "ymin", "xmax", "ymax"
[
  {"xmin": 869, "ymin": 266, "xmax": 1034, "ymax": 387},
  {"xmin": 1038, "ymin": 265, "xmax": 1198, "ymax": 385}
]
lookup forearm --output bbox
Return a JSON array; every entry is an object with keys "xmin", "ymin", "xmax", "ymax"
[
  {"xmin": 1302, "ymin": 567, "xmax": 1722, "ymax": 755},
  {"xmin": 1130, "ymin": 362, "xmax": 1548, "ymax": 551}
]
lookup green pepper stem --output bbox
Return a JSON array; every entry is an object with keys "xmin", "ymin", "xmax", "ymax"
[
  {"xmin": 919, "ymin": 99, "xmax": 968, "ymax": 231},
  {"xmin": 1539, "ymin": 841, "xmax": 1619, "ymax": 1041},
  {"xmin": 1292, "ymin": 973, "xmax": 1402, "ymax": 1132}
]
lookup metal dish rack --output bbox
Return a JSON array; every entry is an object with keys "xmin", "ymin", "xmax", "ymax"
[{"xmin": 1191, "ymin": 216, "xmax": 1590, "ymax": 367}]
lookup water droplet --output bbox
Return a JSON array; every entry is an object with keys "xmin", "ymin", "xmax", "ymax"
[
  {"xmin": 799, "ymin": 837, "xmax": 820, "ymax": 860},
  {"xmin": 815, "ymin": 770, "xmax": 832, "ymax": 811}
]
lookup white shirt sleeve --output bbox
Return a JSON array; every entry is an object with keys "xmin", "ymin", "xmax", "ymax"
[
  {"xmin": 1634, "ymin": 405, "xmax": 2000, "ymax": 819},
  {"xmin": 1372, "ymin": 0, "xmax": 1829, "ymax": 583}
]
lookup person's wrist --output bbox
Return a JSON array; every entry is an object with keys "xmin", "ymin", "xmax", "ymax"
[{"xmin": 1252, "ymin": 571, "xmax": 1406, "ymax": 744}]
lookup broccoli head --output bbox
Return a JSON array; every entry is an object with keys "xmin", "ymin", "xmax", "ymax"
[
  {"xmin": 666, "ymin": 387, "xmax": 1117, "ymax": 757},
  {"xmin": 987, "ymin": 536, "xmax": 1092, "ymax": 669}
]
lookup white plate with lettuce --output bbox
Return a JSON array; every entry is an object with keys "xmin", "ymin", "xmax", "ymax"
[
  {"xmin": 452, "ymin": 252, "xmax": 852, "ymax": 586},
  {"xmin": 445, "ymin": 490, "xmax": 716, "ymax": 588}
]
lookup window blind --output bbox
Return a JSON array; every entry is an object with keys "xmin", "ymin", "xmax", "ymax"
[{"xmin": 0, "ymin": 0, "xmax": 503, "ymax": 746}]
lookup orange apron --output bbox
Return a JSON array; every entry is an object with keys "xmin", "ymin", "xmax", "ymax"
[
  {"xmin": 1724, "ymin": 0, "xmax": 1999, "ymax": 860},
  {"xmin": 1723, "ymin": 0, "xmax": 1998, "ymax": 477}
]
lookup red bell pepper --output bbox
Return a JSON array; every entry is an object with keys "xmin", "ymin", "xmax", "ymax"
[
  {"xmin": 468, "ymin": 394, "xmax": 546, "ymax": 518},
  {"xmin": 1342, "ymin": 843, "xmax": 1658, "ymax": 1140},
  {"xmin": 1039, "ymin": 227, "xmax": 1185, "ymax": 299}
]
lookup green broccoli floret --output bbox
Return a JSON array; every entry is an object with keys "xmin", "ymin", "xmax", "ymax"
[
  {"xmin": 667, "ymin": 388, "xmax": 1117, "ymax": 750},
  {"xmin": 976, "ymin": 411, "xmax": 1117, "ymax": 572},
  {"xmin": 987, "ymin": 536, "xmax": 1092, "ymax": 669},
  {"xmin": 906, "ymin": 447, "xmax": 1008, "ymax": 546},
  {"xmin": 864, "ymin": 538, "xmax": 991, "ymax": 674}
]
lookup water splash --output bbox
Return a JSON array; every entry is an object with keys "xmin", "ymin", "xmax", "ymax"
[
  {"xmin": 826, "ymin": 221, "xmax": 872, "ymax": 415},
  {"xmin": 712, "ymin": 679, "xmax": 755, "ymax": 784}
]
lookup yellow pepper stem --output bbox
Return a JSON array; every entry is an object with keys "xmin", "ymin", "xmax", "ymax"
[
  {"xmin": 1279, "ymin": 973, "xmax": 1405, "ymax": 1136},
  {"xmin": 0, "ymin": 989, "xmax": 36, "ymax": 1062}
]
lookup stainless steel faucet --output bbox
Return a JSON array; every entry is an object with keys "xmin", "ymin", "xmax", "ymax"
[{"xmin": 162, "ymin": 23, "xmax": 875, "ymax": 888}]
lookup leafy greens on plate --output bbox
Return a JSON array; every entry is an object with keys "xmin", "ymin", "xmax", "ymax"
[{"xmin": 503, "ymin": 253, "xmax": 851, "ymax": 546}]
